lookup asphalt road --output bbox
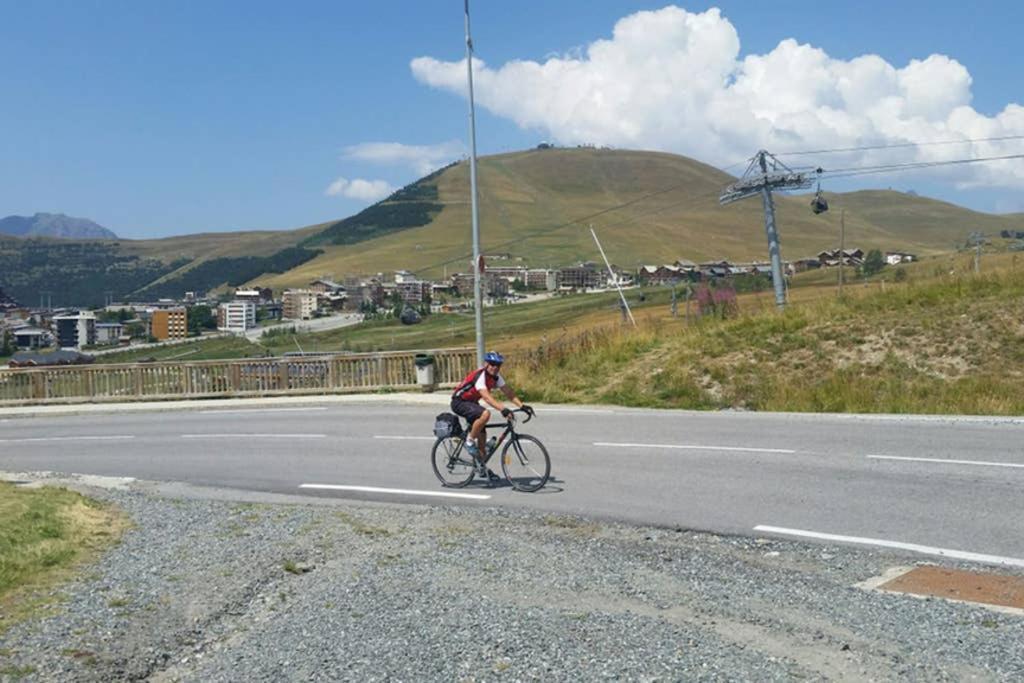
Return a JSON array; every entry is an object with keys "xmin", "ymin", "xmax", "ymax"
[{"xmin": 2, "ymin": 401, "xmax": 1023, "ymax": 567}]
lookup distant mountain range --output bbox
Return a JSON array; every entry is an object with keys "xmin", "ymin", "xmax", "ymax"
[{"xmin": 0, "ymin": 212, "xmax": 118, "ymax": 240}]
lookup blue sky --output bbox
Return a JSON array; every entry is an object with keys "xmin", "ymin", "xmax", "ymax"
[{"xmin": 1, "ymin": 1, "xmax": 1022, "ymax": 239}]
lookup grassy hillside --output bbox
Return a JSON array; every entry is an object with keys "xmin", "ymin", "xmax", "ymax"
[
  {"xmin": 255, "ymin": 148, "xmax": 1024, "ymax": 289},
  {"xmin": 504, "ymin": 254, "xmax": 1024, "ymax": 415},
  {"xmin": 4, "ymin": 148, "xmax": 1022, "ymax": 307}
]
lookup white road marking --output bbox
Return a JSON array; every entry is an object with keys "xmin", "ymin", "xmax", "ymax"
[
  {"xmin": 594, "ymin": 442, "xmax": 795, "ymax": 454},
  {"xmin": 541, "ymin": 408, "xmax": 615, "ymax": 414},
  {"xmin": 199, "ymin": 408, "xmax": 328, "ymax": 415},
  {"xmin": 181, "ymin": 433, "xmax": 325, "ymax": 439},
  {"xmin": 754, "ymin": 525, "xmax": 1024, "ymax": 569},
  {"xmin": 0, "ymin": 435, "xmax": 136, "ymax": 443},
  {"xmin": 374, "ymin": 435, "xmax": 436, "ymax": 441},
  {"xmin": 868, "ymin": 454, "xmax": 1024, "ymax": 469},
  {"xmin": 299, "ymin": 484, "xmax": 491, "ymax": 500}
]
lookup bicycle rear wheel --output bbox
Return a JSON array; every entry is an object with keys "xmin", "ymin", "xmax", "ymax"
[
  {"xmin": 431, "ymin": 436, "xmax": 476, "ymax": 488},
  {"xmin": 500, "ymin": 434, "xmax": 550, "ymax": 492}
]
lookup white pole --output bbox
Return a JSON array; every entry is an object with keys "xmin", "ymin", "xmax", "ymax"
[
  {"xmin": 590, "ymin": 226, "xmax": 636, "ymax": 327},
  {"xmin": 464, "ymin": 0, "xmax": 484, "ymax": 365}
]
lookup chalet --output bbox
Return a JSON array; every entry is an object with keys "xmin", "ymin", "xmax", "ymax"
[
  {"xmin": 817, "ymin": 248, "xmax": 864, "ymax": 266},
  {"xmin": 0, "ymin": 287, "xmax": 20, "ymax": 314},
  {"xmin": 792, "ymin": 257, "xmax": 822, "ymax": 272},
  {"xmin": 309, "ymin": 278, "xmax": 345, "ymax": 295},
  {"xmin": 637, "ymin": 265, "xmax": 682, "ymax": 285}
]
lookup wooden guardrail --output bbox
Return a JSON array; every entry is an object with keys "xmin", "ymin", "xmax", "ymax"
[{"xmin": 0, "ymin": 348, "xmax": 477, "ymax": 406}]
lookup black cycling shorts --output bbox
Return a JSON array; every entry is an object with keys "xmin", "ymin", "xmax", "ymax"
[{"xmin": 451, "ymin": 398, "xmax": 486, "ymax": 424}]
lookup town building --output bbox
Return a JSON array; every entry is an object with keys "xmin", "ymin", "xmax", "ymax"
[
  {"xmin": 217, "ymin": 301, "xmax": 256, "ymax": 333},
  {"xmin": 13, "ymin": 327, "xmax": 48, "ymax": 349},
  {"xmin": 95, "ymin": 323, "xmax": 124, "ymax": 346},
  {"xmin": 343, "ymin": 280, "xmax": 385, "ymax": 311},
  {"xmin": 526, "ymin": 269, "xmax": 558, "ymax": 291},
  {"xmin": 0, "ymin": 287, "xmax": 21, "ymax": 315},
  {"xmin": 150, "ymin": 308, "xmax": 187, "ymax": 341},
  {"xmin": 282, "ymin": 290, "xmax": 317, "ymax": 320},
  {"xmin": 396, "ymin": 280, "xmax": 432, "ymax": 305},
  {"xmin": 557, "ymin": 263, "xmax": 604, "ymax": 290},
  {"xmin": 309, "ymin": 278, "xmax": 345, "ymax": 295},
  {"xmin": 52, "ymin": 311, "xmax": 97, "ymax": 350},
  {"xmin": 885, "ymin": 252, "xmax": 917, "ymax": 265},
  {"xmin": 817, "ymin": 249, "xmax": 864, "ymax": 266}
]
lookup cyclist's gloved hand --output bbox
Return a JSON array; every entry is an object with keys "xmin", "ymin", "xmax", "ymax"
[
  {"xmin": 522, "ymin": 404, "xmax": 534, "ymax": 416},
  {"xmin": 501, "ymin": 407, "xmax": 513, "ymax": 418}
]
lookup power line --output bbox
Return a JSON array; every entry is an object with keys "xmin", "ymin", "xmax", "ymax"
[
  {"xmin": 819, "ymin": 152, "xmax": 1024, "ymax": 180},
  {"xmin": 776, "ymin": 133, "xmax": 1024, "ymax": 157}
]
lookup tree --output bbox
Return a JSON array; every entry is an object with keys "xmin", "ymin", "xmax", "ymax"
[
  {"xmin": 0, "ymin": 330, "xmax": 14, "ymax": 356},
  {"xmin": 187, "ymin": 305, "xmax": 216, "ymax": 336},
  {"xmin": 862, "ymin": 249, "xmax": 885, "ymax": 277}
]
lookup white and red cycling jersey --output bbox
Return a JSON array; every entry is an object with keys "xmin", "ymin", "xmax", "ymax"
[{"xmin": 452, "ymin": 367, "xmax": 506, "ymax": 403}]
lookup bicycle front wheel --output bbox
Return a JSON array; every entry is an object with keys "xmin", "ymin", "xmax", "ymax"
[
  {"xmin": 500, "ymin": 434, "xmax": 550, "ymax": 492},
  {"xmin": 431, "ymin": 436, "xmax": 476, "ymax": 488}
]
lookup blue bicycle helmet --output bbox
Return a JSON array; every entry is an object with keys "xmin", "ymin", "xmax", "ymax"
[{"xmin": 483, "ymin": 351, "xmax": 504, "ymax": 365}]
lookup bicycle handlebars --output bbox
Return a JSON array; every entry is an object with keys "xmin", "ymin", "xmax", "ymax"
[{"xmin": 510, "ymin": 407, "xmax": 534, "ymax": 424}]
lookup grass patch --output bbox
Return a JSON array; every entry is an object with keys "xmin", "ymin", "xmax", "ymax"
[
  {"xmin": 511, "ymin": 264, "xmax": 1024, "ymax": 415},
  {"xmin": 0, "ymin": 483, "xmax": 128, "ymax": 633},
  {"xmin": 93, "ymin": 335, "xmax": 259, "ymax": 364}
]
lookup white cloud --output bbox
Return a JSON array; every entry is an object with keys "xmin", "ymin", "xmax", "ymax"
[
  {"xmin": 411, "ymin": 5, "xmax": 1024, "ymax": 189},
  {"xmin": 342, "ymin": 141, "xmax": 464, "ymax": 176},
  {"xmin": 324, "ymin": 177, "xmax": 396, "ymax": 202}
]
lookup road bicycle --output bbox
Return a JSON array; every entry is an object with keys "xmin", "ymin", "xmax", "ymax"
[{"xmin": 431, "ymin": 408, "xmax": 550, "ymax": 492}]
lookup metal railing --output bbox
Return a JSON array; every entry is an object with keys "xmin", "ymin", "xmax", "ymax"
[{"xmin": 0, "ymin": 348, "xmax": 476, "ymax": 406}]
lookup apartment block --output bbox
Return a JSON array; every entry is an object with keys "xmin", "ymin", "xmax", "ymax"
[
  {"xmin": 217, "ymin": 301, "xmax": 256, "ymax": 333},
  {"xmin": 52, "ymin": 311, "xmax": 97, "ymax": 350},
  {"xmin": 282, "ymin": 290, "xmax": 317, "ymax": 320},
  {"xmin": 151, "ymin": 308, "xmax": 188, "ymax": 341}
]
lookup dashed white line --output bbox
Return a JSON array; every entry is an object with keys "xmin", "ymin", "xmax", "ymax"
[
  {"xmin": 299, "ymin": 484, "xmax": 491, "ymax": 500},
  {"xmin": 0, "ymin": 435, "xmax": 136, "ymax": 443},
  {"xmin": 754, "ymin": 525, "xmax": 1024, "ymax": 569},
  {"xmin": 594, "ymin": 442, "xmax": 795, "ymax": 454},
  {"xmin": 541, "ymin": 408, "xmax": 616, "ymax": 414},
  {"xmin": 199, "ymin": 408, "xmax": 328, "ymax": 415},
  {"xmin": 868, "ymin": 454, "xmax": 1024, "ymax": 469},
  {"xmin": 373, "ymin": 435, "xmax": 436, "ymax": 441},
  {"xmin": 180, "ymin": 433, "xmax": 325, "ymax": 439}
]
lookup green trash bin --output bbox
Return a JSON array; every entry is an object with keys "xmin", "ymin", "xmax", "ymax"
[{"xmin": 414, "ymin": 353, "xmax": 435, "ymax": 391}]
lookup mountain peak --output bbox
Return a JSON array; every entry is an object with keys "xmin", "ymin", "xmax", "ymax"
[{"xmin": 0, "ymin": 213, "xmax": 118, "ymax": 240}]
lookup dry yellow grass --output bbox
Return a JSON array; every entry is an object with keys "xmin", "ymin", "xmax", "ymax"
[{"xmin": 504, "ymin": 258, "xmax": 1024, "ymax": 415}]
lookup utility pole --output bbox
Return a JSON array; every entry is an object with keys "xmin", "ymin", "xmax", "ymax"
[
  {"xmin": 464, "ymin": 0, "xmax": 485, "ymax": 365},
  {"xmin": 719, "ymin": 151, "xmax": 814, "ymax": 309},
  {"xmin": 838, "ymin": 209, "xmax": 845, "ymax": 298}
]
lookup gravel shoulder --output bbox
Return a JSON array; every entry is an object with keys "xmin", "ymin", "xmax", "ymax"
[{"xmin": 1, "ymin": 473, "xmax": 1022, "ymax": 682}]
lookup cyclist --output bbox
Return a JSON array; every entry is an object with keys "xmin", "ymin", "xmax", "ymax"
[{"xmin": 451, "ymin": 350, "xmax": 533, "ymax": 481}]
